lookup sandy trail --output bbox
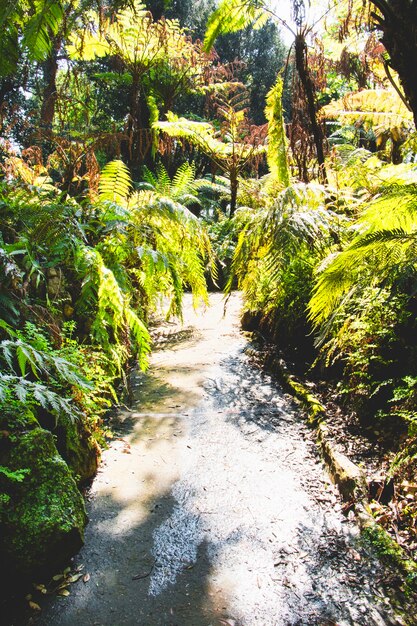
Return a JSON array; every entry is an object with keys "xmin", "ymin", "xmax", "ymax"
[{"xmin": 37, "ymin": 292, "xmax": 403, "ymax": 625}]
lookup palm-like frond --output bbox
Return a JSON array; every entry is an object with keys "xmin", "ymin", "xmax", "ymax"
[
  {"xmin": 321, "ymin": 88, "xmax": 414, "ymax": 142},
  {"xmin": 22, "ymin": 0, "xmax": 64, "ymax": 61},
  {"xmin": 204, "ymin": 0, "xmax": 268, "ymax": 52},
  {"xmin": 0, "ymin": 0, "xmax": 64, "ymax": 74},
  {"xmin": 309, "ymin": 177, "xmax": 417, "ymax": 331},
  {"xmin": 228, "ymin": 182, "xmax": 341, "ymax": 298}
]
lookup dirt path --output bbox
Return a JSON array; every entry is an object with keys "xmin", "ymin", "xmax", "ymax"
[{"xmin": 37, "ymin": 293, "xmax": 405, "ymax": 625}]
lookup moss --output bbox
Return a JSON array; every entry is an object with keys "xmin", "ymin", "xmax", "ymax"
[
  {"xmin": 362, "ymin": 524, "xmax": 417, "ymax": 593},
  {"xmin": 0, "ymin": 426, "xmax": 87, "ymax": 578},
  {"xmin": 54, "ymin": 416, "xmax": 100, "ymax": 483},
  {"xmin": 286, "ymin": 377, "xmax": 326, "ymax": 424},
  {"xmin": 0, "ymin": 406, "xmax": 38, "ymax": 434}
]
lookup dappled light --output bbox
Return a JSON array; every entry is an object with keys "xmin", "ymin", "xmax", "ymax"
[
  {"xmin": 30, "ymin": 295, "xmax": 406, "ymax": 625},
  {"xmin": 2, "ymin": 0, "xmax": 417, "ymax": 623}
]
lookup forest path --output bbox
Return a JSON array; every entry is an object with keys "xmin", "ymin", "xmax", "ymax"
[{"xmin": 38, "ymin": 293, "xmax": 403, "ymax": 625}]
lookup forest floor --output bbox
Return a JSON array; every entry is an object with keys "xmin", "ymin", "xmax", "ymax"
[{"xmin": 14, "ymin": 293, "xmax": 416, "ymax": 625}]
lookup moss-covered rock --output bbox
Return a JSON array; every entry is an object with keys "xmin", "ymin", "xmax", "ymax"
[
  {"xmin": 0, "ymin": 416, "xmax": 87, "ymax": 579},
  {"xmin": 54, "ymin": 416, "xmax": 101, "ymax": 483}
]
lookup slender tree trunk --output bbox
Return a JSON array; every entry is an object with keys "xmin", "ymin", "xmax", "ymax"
[
  {"xmin": 294, "ymin": 34, "xmax": 328, "ymax": 185},
  {"xmin": 123, "ymin": 73, "xmax": 152, "ymax": 173},
  {"xmin": 0, "ymin": 77, "xmax": 16, "ymax": 135},
  {"xmin": 391, "ymin": 138, "xmax": 402, "ymax": 165},
  {"xmin": 370, "ymin": 0, "xmax": 417, "ymax": 128},
  {"xmin": 40, "ymin": 36, "xmax": 61, "ymax": 131},
  {"xmin": 229, "ymin": 169, "xmax": 238, "ymax": 217}
]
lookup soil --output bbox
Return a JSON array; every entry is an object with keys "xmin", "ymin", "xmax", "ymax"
[{"xmin": 5, "ymin": 292, "xmax": 415, "ymax": 625}]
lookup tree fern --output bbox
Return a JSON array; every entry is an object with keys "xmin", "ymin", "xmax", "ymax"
[{"xmin": 228, "ymin": 182, "xmax": 340, "ymax": 304}]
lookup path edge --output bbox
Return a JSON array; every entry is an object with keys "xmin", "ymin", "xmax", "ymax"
[{"xmin": 245, "ymin": 344, "xmax": 417, "ymax": 591}]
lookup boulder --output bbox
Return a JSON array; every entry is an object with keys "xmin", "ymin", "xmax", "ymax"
[
  {"xmin": 0, "ymin": 413, "xmax": 87, "ymax": 579},
  {"xmin": 54, "ymin": 416, "xmax": 101, "ymax": 483}
]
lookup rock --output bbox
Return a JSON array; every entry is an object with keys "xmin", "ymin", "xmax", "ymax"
[
  {"xmin": 63, "ymin": 303, "xmax": 74, "ymax": 318},
  {"xmin": 46, "ymin": 267, "xmax": 62, "ymax": 298},
  {"xmin": 54, "ymin": 416, "xmax": 101, "ymax": 483},
  {"xmin": 0, "ymin": 412, "xmax": 87, "ymax": 579},
  {"xmin": 241, "ymin": 309, "xmax": 262, "ymax": 331},
  {"xmin": 317, "ymin": 424, "xmax": 367, "ymax": 501}
]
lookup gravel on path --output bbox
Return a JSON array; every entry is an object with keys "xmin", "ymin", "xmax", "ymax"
[{"xmin": 35, "ymin": 293, "xmax": 406, "ymax": 626}]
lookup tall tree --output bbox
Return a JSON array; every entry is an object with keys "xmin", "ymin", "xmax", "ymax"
[{"xmin": 204, "ymin": 0, "xmax": 328, "ymax": 183}]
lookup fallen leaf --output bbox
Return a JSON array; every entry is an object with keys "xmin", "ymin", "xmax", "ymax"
[
  {"xmin": 68, "ymin": 573, "xmax": 84, "ymax": 583},
  {"xmin": 58, "ymin": 589, "xmax": 70, "ymax": 597},
  {"xmin": 83, "ymin": 573, "xmax": 91, "ymax": 583},
  {"xmin": 29, "ymin": 601, "xmax": 41, "ymax": 611}
]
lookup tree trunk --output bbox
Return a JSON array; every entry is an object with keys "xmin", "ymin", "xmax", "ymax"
[
  {"xmin": 294, "ymin": 34, "xmax": 328, "ymax": 185},
  {"xmin": 123, "ymin": 73, "xmax": 153, "ymax": 174},
  {"xmin": 40, "ymin": 36, "xmax": 61, "ymax": 132},
  {"xmin": 229, "ymin": 169, "xmax": 238, "ymax": 217},
  {"xmin": 371, "ymin": 0, "xmax": 417, "ymax": 128}
]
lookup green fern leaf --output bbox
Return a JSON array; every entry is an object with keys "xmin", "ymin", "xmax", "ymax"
[
  {"xmin": 204, "ymin": 0, "xmax": 268, "ymax": 52},
  {"xmin": 99, "ymin": 160, "xmax": 132, "ymax": 205}
]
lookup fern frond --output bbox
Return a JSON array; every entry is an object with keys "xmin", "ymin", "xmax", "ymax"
[
  {"xmin": 0, "ymin": 339, "xmax": 93, "ymax": 388},
  {"xmin": 265, "ymin": 75, "xmax": 290, "ymax": 186},
  {"xmin": 99, "ymin": 160, "xmax": 132, "ymax": 204},
  {"xmin": 154, "ymin": 164, "xmax": 172, "ymax": 196},
  {"xmin": 171, "ymin": 162, "xmax": 196, "ymax": 196},
  {"xmin": 309, "ymin": 178, "xmax": 417, "ymax": 329},
  {"xmin": 125, "ymin": 307, "xmax": 150, "ymax": 370},
  {"xmin": 204, "ymin": 0, "xmax": 268, "ymax": 52},
  {"xmin": 321, "ymin": 88, "xmax": 414, "ymax": 139},
  {"xmin": 22, "ymin": 0, "xmax": 64, "ymax": 61}
]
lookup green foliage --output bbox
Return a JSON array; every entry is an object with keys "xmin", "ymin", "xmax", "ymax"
[
  {"xmin": 204, "ymin": 0, "xmax": 268, "ymax": 52},
  {"xmin": 0, "ymin": 466, "xmax": 30, "ymax": 483},
  {"xmin": 309, "ymin": 173, "xmax": 417, "ymax": 332},
  {"xmin": 0, "ymin": 151, "xmax": 211, "ymax": 449},
  {"xmin": 0, "ymin": 322, "xmax": 93, "ymax": 423},
  {"xmin": 264, "ymin": 75, "xmax": 289, "ymax": 187},
  {"xmin": 0, "ymin": 0, "xmax": 64, "ymax": 75},
  {"xmin": 99, "ymin": 160, "xmax": 132, "ymax": 204},
  {"xmin": 154, "ymin": 88, "xmax": 266, "ymax": 215},
  {"xmin": 321, "ymin": 88, "xmax": 413, "ymax": 146},
  {"xmin": 228, "ymin": 182, "xmax": 340, "ymax": 355},
  {"xmin": 142, "ymin": 162, "xmax": 200, "ymax": 207}
]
